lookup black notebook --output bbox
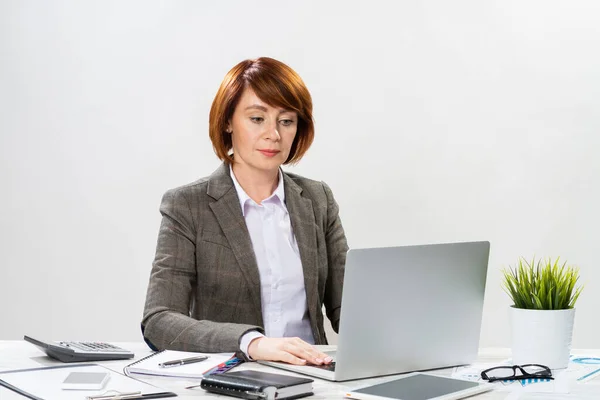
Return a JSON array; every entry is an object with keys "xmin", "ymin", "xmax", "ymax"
[{"xmin": 200, "ymin": 370, "xmax": 314, "ymax": 400}]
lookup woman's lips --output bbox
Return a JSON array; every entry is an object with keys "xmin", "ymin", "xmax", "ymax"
[{"xmin": 258, "ymin": 150, "xmax": 280, "ymax": 157}]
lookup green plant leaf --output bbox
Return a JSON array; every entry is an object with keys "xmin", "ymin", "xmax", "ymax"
[{"xmin": 501, "ymin": 257, "xmax": 584, "ymax": 310}]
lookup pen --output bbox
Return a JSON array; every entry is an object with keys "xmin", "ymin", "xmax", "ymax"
[
  {"xmin": 87, "ymin": 392, "xmax": 141, "ymax": 400},
  {"xmin": 87, "ymin": 392, "xmax": 175, "ymax": 400},
  {"xmin": 158, "ymin": 355, "xmax": 209, "ymax": 368}
]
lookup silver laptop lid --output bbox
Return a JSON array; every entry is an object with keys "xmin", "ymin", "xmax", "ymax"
[{"xmin": 334, "ymin": 241, "xmax": 490, "ymax": 381}]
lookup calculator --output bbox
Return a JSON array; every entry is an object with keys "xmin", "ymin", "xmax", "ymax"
[{"xmin": 24, "ymin": 335, "xmax": 135, "ymax": 362}]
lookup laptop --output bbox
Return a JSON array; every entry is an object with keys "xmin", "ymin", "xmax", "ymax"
[{"xmin": 259, "ymin": 241, "xmax": 490, "ymax": 381}]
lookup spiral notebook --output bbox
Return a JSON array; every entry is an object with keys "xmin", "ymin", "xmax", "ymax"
[{"xmin": 123, "ymin": 350, "xmax": 239, "ymax": 379}]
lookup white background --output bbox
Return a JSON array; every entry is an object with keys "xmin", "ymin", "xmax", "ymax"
[{"xmin": 1, "ymin": 1, "xmax": 598, "ymax": 348}]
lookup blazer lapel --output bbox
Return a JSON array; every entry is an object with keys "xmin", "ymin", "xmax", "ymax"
[
  {"xmin": 207, "ymin": 164, "xmax": 263, "ymax": 324},
  {"xmin": 283, "ymin": 173, "xmax": 320, "ymax": 333}
]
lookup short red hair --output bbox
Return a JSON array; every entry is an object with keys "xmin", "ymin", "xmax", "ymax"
[{"xmin": 209, "ymin": 57, "xmax": 314, "ymax": 164}]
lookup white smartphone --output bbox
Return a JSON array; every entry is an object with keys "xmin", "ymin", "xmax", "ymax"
[{"xmin": 61, "ymin": 371, "xmax": 110, "ymax": 390}]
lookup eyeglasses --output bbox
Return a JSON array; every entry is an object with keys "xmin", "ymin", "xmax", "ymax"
[{"xmin": 481, "ymin": 364, "xmax": 553, "ymax": 383}]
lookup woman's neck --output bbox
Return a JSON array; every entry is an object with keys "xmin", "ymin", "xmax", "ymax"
[{"xmin": 231, "ymin": 163, "xmax": 279, "ymax": 204}]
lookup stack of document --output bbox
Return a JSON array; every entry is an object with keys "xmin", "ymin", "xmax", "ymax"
[{"xmin": 0, "ymin": 364, "xmax": 175, "ymax": 399}]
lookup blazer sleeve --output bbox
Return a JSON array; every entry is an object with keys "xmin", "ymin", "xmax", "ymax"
[
  {"xmin": 321, "ymin": 182, "xmax": 349, "ymax": 333},
  {"xmin": 141, "ymin": 188, "xmax": 263, "ymax": 353}
]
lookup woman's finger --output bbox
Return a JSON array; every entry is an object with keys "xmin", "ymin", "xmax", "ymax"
[
  {"xmin": 282, "ymin": 340, "xmax": 330, "ymax": 365},
  {"xmin": 277, "ymin": 349, "xmax": 307, "ymax": 365}
]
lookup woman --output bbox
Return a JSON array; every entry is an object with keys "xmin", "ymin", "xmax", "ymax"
[{"xmin": 142, "ymin": 57, "xmax": 348, "ymax": 366}]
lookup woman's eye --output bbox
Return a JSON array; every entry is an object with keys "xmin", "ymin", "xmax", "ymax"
[
  {"xmin": 250, "ymin": 117, "xmax": 264, "ymax": 123},
  {"xmin": 279, "ymin": 119, "xmax": 294, "ymax": 126}
]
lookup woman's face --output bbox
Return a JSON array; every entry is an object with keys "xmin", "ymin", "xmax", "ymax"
[{"xmin": 228, "ymin": 88, "xmax": 298, "ymax": 175}]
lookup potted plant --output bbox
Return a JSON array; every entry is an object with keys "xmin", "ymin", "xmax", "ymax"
[{"xmin": 502, "ymin": 257, "xmax": 584, "ymax": 369}]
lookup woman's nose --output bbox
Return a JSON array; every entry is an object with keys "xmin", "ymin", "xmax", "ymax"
[{"xmin": 264, "ymin": 121, "xmax": 281, "ymax": 141}]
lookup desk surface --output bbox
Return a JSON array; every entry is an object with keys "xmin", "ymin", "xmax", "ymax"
[{"xmin": 1, "ymin": 341, "xmax": 599, "ymax": 399}]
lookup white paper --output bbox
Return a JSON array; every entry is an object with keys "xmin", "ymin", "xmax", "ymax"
[
  {"xmin": 0, "ymin": 364, "xmax": 170, "ymax": 400},
  {"xmin": 451, "ymin": 355, "xmax": 600, "ymax": 395}
]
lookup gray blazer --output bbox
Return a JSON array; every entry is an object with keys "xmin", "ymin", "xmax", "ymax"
[{"xmin": 141, "ymin": 162, "xmax": 348, "ymax": 354}]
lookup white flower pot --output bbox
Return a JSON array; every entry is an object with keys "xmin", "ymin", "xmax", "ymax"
[{"xmin": 509, "ymin": 307, "xmax": 575, "ymax": 369}]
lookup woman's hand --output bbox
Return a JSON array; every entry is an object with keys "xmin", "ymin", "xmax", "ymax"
[{"xmin": 247, "ymin": 337, "xmax": 334, "ymax": 365}]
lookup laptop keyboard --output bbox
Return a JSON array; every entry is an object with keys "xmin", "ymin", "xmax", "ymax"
[{"xmin": 311, "ymin": 361, "xmax": 336, "ymax": 371}]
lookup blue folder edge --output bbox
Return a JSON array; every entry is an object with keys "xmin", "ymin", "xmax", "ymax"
[{"xmin": 0, "ymin": 363, "xmax": 177, "ymax": 400}]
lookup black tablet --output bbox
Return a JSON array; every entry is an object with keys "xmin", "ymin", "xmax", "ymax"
[{"xmin": 345, "ymin": 372, "xmax": 493, "ymax": 400}]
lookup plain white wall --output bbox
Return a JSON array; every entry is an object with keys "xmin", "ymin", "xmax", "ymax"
[{"xmin": 1, "ymin": 0, "xmax": 599, "ymax": 348}]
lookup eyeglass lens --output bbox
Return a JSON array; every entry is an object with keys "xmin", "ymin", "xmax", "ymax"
[
  {"xmin": 521, "ymin": 365, "xmax": 549, "ymax": 375},
  {"xmin": 486, "ymin": 367, "xmax": 516, "ymax": 379}
]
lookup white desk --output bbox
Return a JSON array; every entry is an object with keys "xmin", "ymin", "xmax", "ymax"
[{"xmin": 1, "ymin": 341, "xmax": 599, "ymax": 399}]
